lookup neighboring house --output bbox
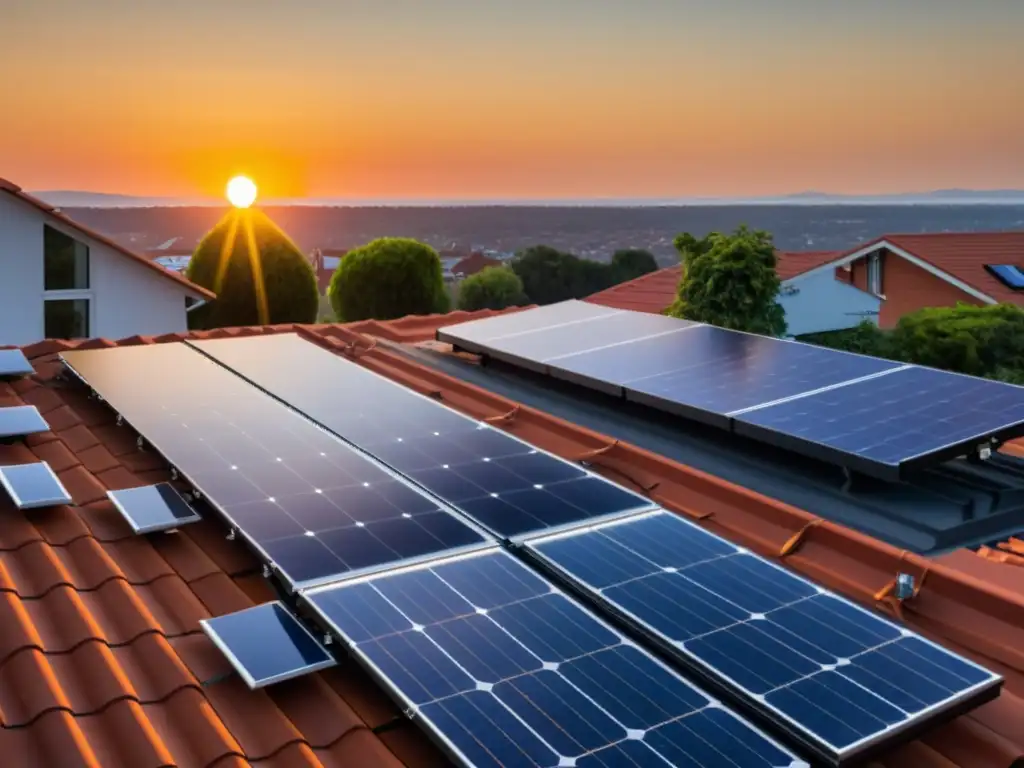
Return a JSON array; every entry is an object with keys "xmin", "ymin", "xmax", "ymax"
[
  {"xmin": 589, "ymin": 231, "xmax": 1024, "ymax": 334},
  {"xmin": 816, "ymin": 231, "xmax": 1024, "ymax": 327},
  {"xmin": 587, "ymin": 249, "xmax": 881, "ymax": 336},
  {"xmin": 309, "ymin": 248, "xmax": 347, "ymax": 293},
  {"xmin": 147, "ymin": 248, "xmax": 194, "ymax": 274},
  {"xmin": 0, "ymin": 178, "xmax": 213, "ymax": 346},
  {"xmin": 450, "ymin": 251, "xmax": 503, "ymax": 279}
]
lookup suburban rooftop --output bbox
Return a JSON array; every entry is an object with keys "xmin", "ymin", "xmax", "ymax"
[{"xmin": 0, "ymin": 308, "xmax": 1022, "ymax": 768}]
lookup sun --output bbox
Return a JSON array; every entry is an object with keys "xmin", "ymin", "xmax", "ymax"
[{"xmin": 226, "ymin": 176, "xmax": 258, "ymax": 209}]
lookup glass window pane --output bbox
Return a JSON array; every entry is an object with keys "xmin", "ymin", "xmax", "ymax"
[
  {"xmin": 44, "ymin": 225, "xmax": 90, "ymax": 290},
  {"xmin": 44, "ymin": 299, "xmax": 90, "ymax": 339}
]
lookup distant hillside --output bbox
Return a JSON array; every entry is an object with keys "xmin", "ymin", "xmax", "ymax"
[{"xmin": 34, "ymin": 189, "xmax": 1024, "ymax": 208}]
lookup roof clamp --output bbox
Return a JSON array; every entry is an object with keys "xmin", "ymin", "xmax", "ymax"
[
  {"xmin": 894, "ymin": 572, "xmax": 915, "ymax": 601},
  {"xmin": 116, "ymin": 414, "xmax": 123, "ymax": 427},
  {"xmin": 262, "ymin": 563, "xmax": 272, "ymax": 578},
  {"xmin": 136, "ymin": 435, "xmax": 145, "ymax": 451},
  {"xmin": 226, "ymin": 528, "xmax": 237, "ymax": 541},
  {"xmin": 977, "ymin": 442, "xmax": 993, "ymax": 461},
  {"xmin": 323, "ymin": 633, "xmax": 333, "ymax": 646},
  {"xmin": 170, "ymin": 467, "xmax": 179, "ymax": 481}
]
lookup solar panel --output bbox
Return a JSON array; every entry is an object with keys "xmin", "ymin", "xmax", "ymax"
[
  {"xmin": 733, "ymin": 366, "xmax": 1024, "ymax": 480},
  {"xmin": 436, "ymin": 299, "xmax": 621, "ymax": 353},
  {"xmin": 61, "ymin": 344, "xmax": 491, "ymax": 590},
  {"xmin": 0, "ymin": 405, "xmax": 51, "ymax": 440},
  {"xmin": 0, "ymin": 349, "xmax": 34, "ymax": 378},
  {"xmin": 303, "ymin": 546, "xmax": 808, "ymax": 768},
  {"xmin": 525, "ymin": 509, "xmax": 1003, "ymax": 765},
  {"xmin": 189, "ymin": 334, "xmax": 654, "ymax": 539},
  {"xmin": 0, "ymin": 462, "xmax": 72, "ymax": 509},
  {"xmin": 200, "ymin": 601, "xmax": 336, "ymax": 688},
  {"xmin": 458, "ymin": 310, "xmax": 689, "ymax": 374},
  {"xmin": 107, "ymin": 482, "xmax": 202, "ymax": 534}
]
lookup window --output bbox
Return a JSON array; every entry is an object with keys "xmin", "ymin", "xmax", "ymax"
[
  {"xmin": 44, "ymin": 225, "xmax": 90, "ymax": 290},
  {"xmin": 866, "ymin": 253, "xmax": 883, "ymax": 295},
  {"xmin": 985, "ymin": 264, "xmax": 1024, "ymax": 290},
  {"xmin": 44, "ymin": 299, "xmax": 90, "ymax": 339}
]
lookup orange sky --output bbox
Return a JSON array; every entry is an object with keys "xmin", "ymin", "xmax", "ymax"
[{"xmin": 2, "ymin": 1, "xmax": 1023, "ymax": 200}]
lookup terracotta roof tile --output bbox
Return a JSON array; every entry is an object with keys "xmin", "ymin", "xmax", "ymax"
[
  {"xmin": 0, "ymin": 177, "xmax": 214, "ymax": 301},
  {"xmin": 587, "ymin": 250, "xmax": 843, "ymax": 314},
  {"xmin": 0, "ymin": 308, "xmax": 1022, "ymax": 767}
]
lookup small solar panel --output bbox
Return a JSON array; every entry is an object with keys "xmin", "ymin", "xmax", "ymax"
[
  {"xmin": 200, "ymin": 601, "xmax": 336, "ymax": 689},
  {"xmin": 190, "ymin": 334, "xmax": 655, "ymax": 539},
  {"xmin": 304, "ymin": 547, "xmax": 807, "ymax": 768},
  {"xmin": 0, "ymin": 349, "xmax": 33, "ymax": 378},
  {"xmin": 526, "ymin": 510, "xmax": 1003, "ymax": 765},
  {"xmin": 107, "ymin": 482, "xmax": 202, "ymax": 534},
  {"xmin": 0, "ymin": 405, "xmax": 50, "ymax": 440},
  {"xmin": 0, "ymin": 462, "xmax": 72, "ymax": 510}
]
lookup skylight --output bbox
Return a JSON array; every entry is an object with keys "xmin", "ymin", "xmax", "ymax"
[{"xmin": 985, "ymin": 264, "xmax": 1024, "ymax": 289}]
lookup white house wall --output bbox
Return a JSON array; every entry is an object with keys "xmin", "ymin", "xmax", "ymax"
[
  {"xmin": 780, "ymin": 270, "xmax": 881, "ymax": 337},
  {"xmin": 0, "ymin": 193, "xmax": 197, "ymax": 346}
]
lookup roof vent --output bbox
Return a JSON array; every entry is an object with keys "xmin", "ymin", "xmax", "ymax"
[
  {"xmin": 984, "ymin": 264, "xmax": 1024, "ymax": 289},
  {"xmin": 894, "ymin": 572, "xmax": 915, "ymax": 600}
]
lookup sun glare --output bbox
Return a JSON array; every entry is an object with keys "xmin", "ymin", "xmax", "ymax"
[{"xmin": 226, "ymin": 176, "xmax": 258, "ymax": 209}]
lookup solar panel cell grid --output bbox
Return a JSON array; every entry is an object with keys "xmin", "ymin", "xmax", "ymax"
[
  {"xmin": 61, "ymin": 344, "xmax": 490, "ymax": 590},
  {"xmin": 526, "ymin": 510, "xmax": 1001, "ymax": 763},
  {"xmin": 190, "ymin": 334, "xmax": 654, "ymax": 539},
  {"xmin": 304, "ymin": 549, "xmax": 806, "ymax": 768}
]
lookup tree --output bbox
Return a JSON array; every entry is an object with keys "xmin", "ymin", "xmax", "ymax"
[
  {"xmin": 329, "ymin": 237, "xmax": 450, "ymax": 322},
  {"xmin": 511, "ymin": 245, "xmax": 615, "ymax": 305},
  {"xmin": 667, "ymin": 226, "xmax": 787, "ymax": 336},
  {"xmin": 185, "ymin": 209, "xmax": 319, "ymax": 329},
  {"xmin": 457, "ymin": 266, "xmax": 528, "ymax": 311},
  {"xmin": 611, "ymin": 248, "xmax": 659, "ymax": 282}
]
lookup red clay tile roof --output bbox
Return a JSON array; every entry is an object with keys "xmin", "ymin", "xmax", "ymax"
[
  {"xmin": 871, "ymin": 232, "xmax": 1024, "ymax": 305},
  {"xmin": 586, "ymin": 250, "xmax": 843, "ymax": 314},
  {"xmin": 0, "ymin": 178, "xmax": 215, "ymax": 301},
  {"xmin": 2, "ymin": 306, "xmax": 1023, "ymax": 768}
]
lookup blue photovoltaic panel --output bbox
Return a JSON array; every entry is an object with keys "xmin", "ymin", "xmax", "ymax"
[
  {"xmin": 436, "ymin": 299, "xmax": 621, "ymax": 351},
  {"xmin": 0, "ymin": 405, "xmax": 51, "ymax": 439},
  {"xmin": 526, "ymin": 510, "xmax": 1002, "ymax": 764},
  {"xmin": 61, "ymin": 344, "xmax": 490, "ymax": 590},
  {"xmin": 107, "ymin": 482, "xmax": 202, "ymax": 534},
  {"xmin": 553, "ymin": 325, "xmax": 901, "ymax": 424},
  {"xmin": 200, "ymin": 601, "xmax": 336, "ymax": 688},
  {"xmin": 0, "ymin": 349, "xmax": 34, "ymax": 378},
  {"xmin": 0, "ymin": 462, "xmax": 71, "ymax": 510},
  {"xmin": 304, "ymin": 547, "xmax": 806, "ymax": 768},
  {"xmin": 461, "ymin": 310, "xmax": 688, "ymax": 372},
  {"xmin": 190, "ymin": 334, "xmax": 654, "ymax": 539},
  {"xmin": 733, "ymin": 365, "xmax": 1024, "ymax": 478}
]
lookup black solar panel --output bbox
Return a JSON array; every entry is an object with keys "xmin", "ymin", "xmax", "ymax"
[
  {"xmin": 107, "ymin": 482, "xmax": 202, "ymax": 534},
  {"xmin": 61, "ymin": 344, "xmax": 491, "ymax": 590},
  {"xmin": 525, "ymin": 510, "xmax": 1003, "ymax": 765},
  {"xmin": 304, "ymin": 547, "xmax": 807, "ymax": 768},
  {"xmin": 190, "ymin": 334, "xmax": 654, "ymax": 539}
]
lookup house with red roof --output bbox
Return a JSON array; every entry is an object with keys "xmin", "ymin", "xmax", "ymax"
[
  {"xmin": 589, "ymin": 249, "xmax": 882, "ymax": 336},
  {"xmin": 0, "ymin": 178, "xmax": 213, "ymax": 346},
  {"xmin": 588, "ymin": 232, "xmax": 1024, "ymax": 333}
]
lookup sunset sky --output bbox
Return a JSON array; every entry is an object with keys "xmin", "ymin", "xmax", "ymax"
[{"xmin": 2, "ymin": 0, "xmax": 1022, "ymax": 200}]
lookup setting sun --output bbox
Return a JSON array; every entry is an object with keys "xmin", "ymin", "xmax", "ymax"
[{"xmin": 226, "ymin": 176, "xmax": 258, "ymax": 209}]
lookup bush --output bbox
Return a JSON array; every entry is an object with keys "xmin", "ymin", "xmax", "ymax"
[
  {"xmin": 329, "ymin": 237, "xmax": 449, "ymax": 322},
  {"xmin": 610, "ymin": 249, "xmax": 658, "ymax": 282},
  {"xmin": 799, "ymin": 321, "xmax": 894, "ymax": 358},
  {"xmin": 185, "ymin": 209, "xmax": 319, "ymax": 329},
  {"xmin": 457, "ymin": 267, "xmax": 528, "ymax": 311}
]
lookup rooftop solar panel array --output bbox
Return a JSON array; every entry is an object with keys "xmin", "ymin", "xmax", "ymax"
[
  {"xmin": 524, "ymin": 510, "xmax": 1003, "ymax": 764},
  {"xmin": 61, "ymin": 344, "xmax": 491, "ymax": 590},
  {"xmin": 437, "ymin": 301, "xmax": 1024, "ymax": 480},
  {"xmin": 190, "ymin": 334, "xmax": 654, "ymax": 539},
  {"xmin": 304, "ymin": 546, "xmax": 807, "ymax": 768}
]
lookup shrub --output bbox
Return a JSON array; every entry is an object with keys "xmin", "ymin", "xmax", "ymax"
[
  {"xmin": 610, "ymin": 248, "xmax": 658, "ymax": 282},
  {"xmin": 328, "ymin": 237, "xmax": 449, "ymax": 322},
  {"xmin": 457, "ymin": 267, "xmax": 528, "ymax": 311},
  {"xmin": 185, "ymin": 209, "xmax": 319, "ymax": 330}
]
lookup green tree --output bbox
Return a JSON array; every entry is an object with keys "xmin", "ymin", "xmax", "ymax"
[
  {"xmin": 329, "ymin": 237, "xmax": 450, "ymax": 322},
  {"xmin": 457, "ymin": 266, "xmax": 529, "ymax": 311},
  {"xmin": 511, "ymin": 245, "xmax": 613, "ymax": 305},
  {"xmin": 186, "ymin": 209, "xmax": 319, "ymax": 329},
  {"xmin": 610, "ymin": 248, "xmax": 659, "ymax": 282},
  {"xmin": 668, "ymin": 226, "xmax": 787, "ymax": 336}
]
